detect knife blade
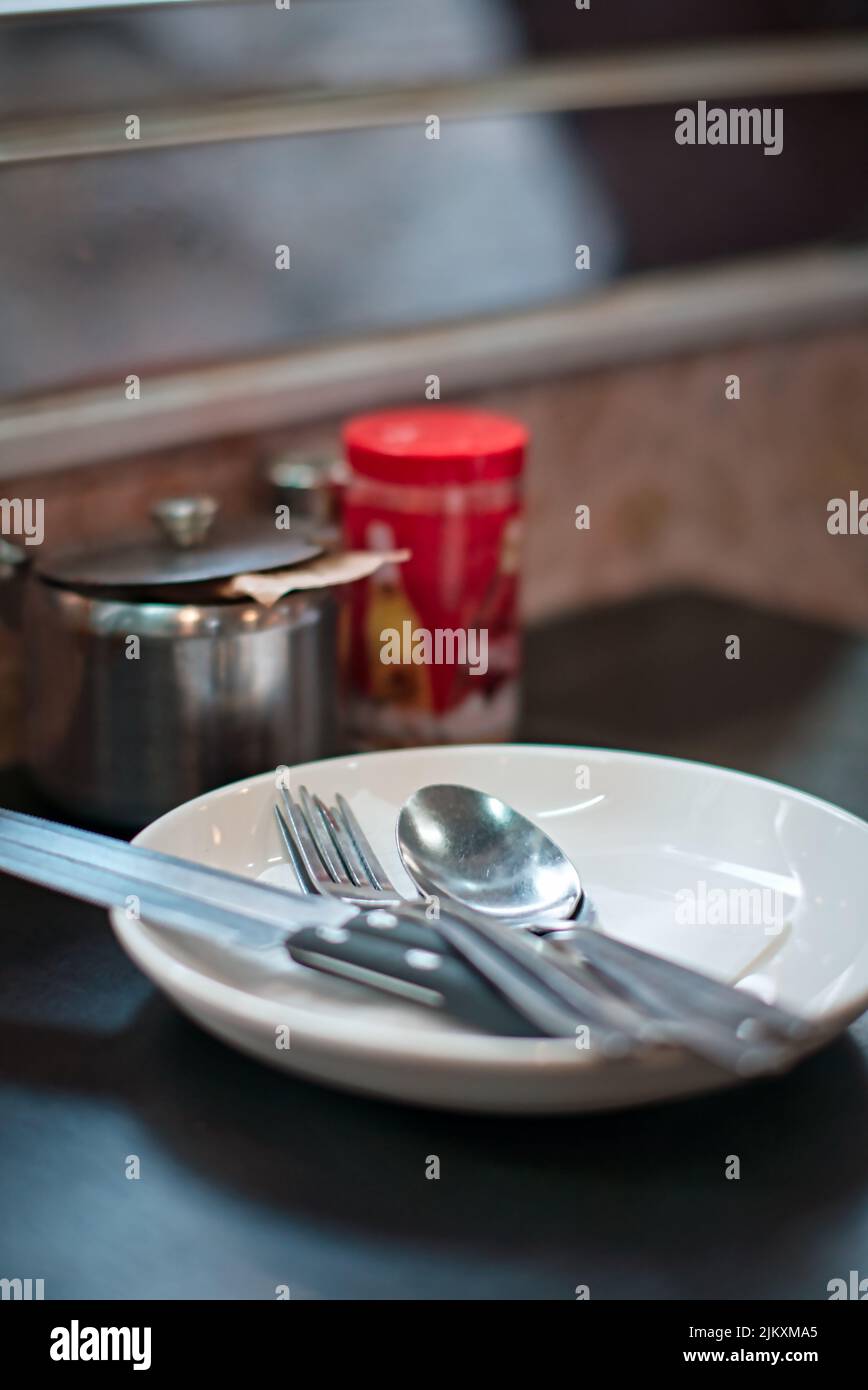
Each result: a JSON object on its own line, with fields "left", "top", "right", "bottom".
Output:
{"left": 0, "top": 807, "right": 350, "bottom": 940}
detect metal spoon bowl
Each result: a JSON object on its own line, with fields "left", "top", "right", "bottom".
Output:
{"left": 395, "top": 782, "right": 811, "bottom": 1068}
{"left": 397, "top": 784, "right": 582, "bottom": 925}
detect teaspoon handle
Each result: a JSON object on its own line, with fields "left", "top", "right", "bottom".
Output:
{"left": 539, "top": 923, "right": 811, "bottom": 1044}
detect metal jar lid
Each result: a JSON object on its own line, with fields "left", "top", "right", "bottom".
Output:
{"left": 267, "top": 452, "right": 346, "bottom": 517}
{"left": 36, "top": 496, "right": 322, "bottom": 589}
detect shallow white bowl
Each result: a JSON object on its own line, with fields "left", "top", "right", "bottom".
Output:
{"left": 109, "top": 745, "right": 868, "bottom": 1114}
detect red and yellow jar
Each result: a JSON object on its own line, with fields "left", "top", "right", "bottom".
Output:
{"left": 341, "top": 406, "right": 526, "bottom": 746}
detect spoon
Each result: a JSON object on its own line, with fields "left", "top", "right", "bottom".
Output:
{"left": 397, "top": 784, "right": 581, "bottom": 928}
{"left": 396, "top": 783, "right": 811, "bottom": 1058}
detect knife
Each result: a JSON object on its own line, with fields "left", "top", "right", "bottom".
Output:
{"left": 0, "top": 808, "right": 608, "bottom": 1040}
{"left": 0, "top": 809, "right": 805, "bottom": 1070}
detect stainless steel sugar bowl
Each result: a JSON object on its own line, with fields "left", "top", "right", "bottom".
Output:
{"left": 0, "top": 497, "right": 338, "bottom": 828}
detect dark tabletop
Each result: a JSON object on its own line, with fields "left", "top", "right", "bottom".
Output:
{"left": 1, "top": 592, "right": 866, "bottom": 1300}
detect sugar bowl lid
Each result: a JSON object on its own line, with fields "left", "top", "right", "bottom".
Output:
{"left": 37, "top": 497, "right": 322, "bottom": 589}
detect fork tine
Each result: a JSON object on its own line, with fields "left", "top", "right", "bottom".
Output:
{"left": 334, "top": 792, "right": 395, "bottom": 892}
{"left": 298, "top": 786, "right": 353, "bottom": 887}
{"left": 273, "top": 805, "right": 319, "bottom": 895}
{"left": 314, "top": 796, "right": 369, "bottom": 888}
{"left": 319, "top": 798, "right": 372, "bottom": 888}
{"left": 278, "top": 787, "right": 334, "bottom": 890}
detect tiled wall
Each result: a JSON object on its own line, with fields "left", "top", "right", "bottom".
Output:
{"left": 1, "top": 320, "right": 866, "bottom": 766}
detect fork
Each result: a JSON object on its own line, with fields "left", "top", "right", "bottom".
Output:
{"left": 274, "top": 787, "right": 799, "bottom": 1074}
{"left": 277, "top": 786, "right": 403, "bottom": 907}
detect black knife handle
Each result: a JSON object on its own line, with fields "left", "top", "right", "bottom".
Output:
{"left": 288, "top": 924, "right": 542, "bottom": 1036}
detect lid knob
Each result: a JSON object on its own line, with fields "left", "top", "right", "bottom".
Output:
{"left": 151, "top": 496, "right": 219, "bottom": 549}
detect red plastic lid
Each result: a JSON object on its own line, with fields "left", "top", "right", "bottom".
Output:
{"left": 343, "top": 407, "right": 527, "bottom": 485}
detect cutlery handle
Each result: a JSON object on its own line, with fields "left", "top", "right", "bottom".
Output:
{"left": 419, "top": 902, "right": 799, "bottom": 1073}
{"left": 392, "top": 902, "right": 641, "bottom": 1052}
{"left": 539, "top": 936, "right": 793, "bottom": 1075}
{"left": 288, "top": 925, "right": 542, "bottom": 1037}
{"left": 548, "top": 925, "right": 811, "bottom": 1043}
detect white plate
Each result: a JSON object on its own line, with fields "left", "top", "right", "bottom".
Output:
{"left": 109, "top": 746, "right": 868, "bottom": 1114}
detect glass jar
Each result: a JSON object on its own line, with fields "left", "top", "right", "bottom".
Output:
{"left": 341, "top": 407, "right": 526, "bottom": 747}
